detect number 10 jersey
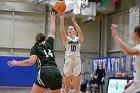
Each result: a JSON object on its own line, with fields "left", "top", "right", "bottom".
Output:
{"left": 64, "top": 36, "right": 81, "bottom": 58}
{"left": 63, "top": 36, "right": 82, "bottom": 76}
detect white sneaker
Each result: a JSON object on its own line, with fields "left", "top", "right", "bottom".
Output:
{"left": 71, "top": 89, "right": 74, "bottom": 93}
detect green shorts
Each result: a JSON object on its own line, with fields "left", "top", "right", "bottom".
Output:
{"left": 35, "top": 66, "right": 62, "bottom": 90}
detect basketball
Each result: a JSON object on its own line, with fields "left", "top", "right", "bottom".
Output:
{"left": 54, "top": 1, "right": 66, "bottom": 13}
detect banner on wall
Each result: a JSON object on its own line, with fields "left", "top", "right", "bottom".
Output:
{"left": 92, "top": 56, "right": 126, "bottom": 72}
{"left": 0, "top": 56, "right": 37, "bottom": 86}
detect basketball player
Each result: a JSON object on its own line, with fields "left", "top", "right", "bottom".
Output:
{"left": 59, "top": 12, "right": 83, "bottom": 93}
{"left": 7, "top": 12, "right": 62, "bottom": 93}
{"left": 110, "top": 24, "right": 140, "bottom": 93}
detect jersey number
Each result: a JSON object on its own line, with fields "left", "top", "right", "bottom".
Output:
{"left": 71, "top": 45, "right": 76, "bottom": 52}
{"left": 44, "top": 49, "right": 53, "bottom": 57}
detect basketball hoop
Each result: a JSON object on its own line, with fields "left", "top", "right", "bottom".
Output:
{"left": 64, "top": 0, "right": 81, "bottom": 14}
{"left": 81, "top": 0, "right": 88, "bottom": 7}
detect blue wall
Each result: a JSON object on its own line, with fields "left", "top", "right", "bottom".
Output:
{"left": 0, "top": 56, "right": 37, "bottom": 87}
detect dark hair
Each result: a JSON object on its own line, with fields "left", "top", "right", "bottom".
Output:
{"left": 35, "top": 33, "right": 45, "bottom": 45}
{"left": 134, "top": 25, "right": 140, "bottom": 37}
{"left": 97, "top": 63, "right": 103, "bottom": 69}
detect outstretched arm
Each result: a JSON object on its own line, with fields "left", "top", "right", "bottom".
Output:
{"left": 48, "top": 12, "right": 56, "bottom": 39}
{"left": 59, "top": 13, "right": 67, "bottom": 43}
{"left": 110, "top": 24, "right": 139, "bottom": 56}
{"left": 7, "top": 55, "right": 37, "bottom": 66}
{"left": 124, "top": 80, "right": 134, "bottom": 90}
{"left": 71, "top": 12, "right": 83, "bottom": 44}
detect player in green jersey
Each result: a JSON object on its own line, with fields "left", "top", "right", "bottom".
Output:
{"left": 8, "top": 12, "right": 62, "bottom": 93}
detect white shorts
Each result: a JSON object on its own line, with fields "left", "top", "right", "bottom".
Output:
{"left": 63, "top": 57, "right": 82, "bottom": 76}
{"left": 123, "top": 82, "right": 140, "bottom": 93}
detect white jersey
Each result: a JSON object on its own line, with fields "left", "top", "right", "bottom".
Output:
{"left": 64, "top": 36, "right": 81, "bottom": 59}
{"left": 132, "top": 44, "right": 140, "bottom": 82}
{"left": 63, "top": 36, "right": 82, "bottom": 76}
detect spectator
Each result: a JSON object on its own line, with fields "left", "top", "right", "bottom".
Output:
{"left": 80, "top": 74, "right": 89, "bottom": 93}
{"left": 89, "top": 74, "right": 98, "bottom": 93}
{"left": 95, "top": 63, "right": 106, "bottom": 93}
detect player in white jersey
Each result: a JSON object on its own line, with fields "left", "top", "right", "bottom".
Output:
{"left": 59, "top": 12, "right": 83, "bottom": 93}
{"left": 110, "top": 24, "right": 140, "bottom": 93}
{"left": 64, "top": 36, "right": 81, "bottom": 76}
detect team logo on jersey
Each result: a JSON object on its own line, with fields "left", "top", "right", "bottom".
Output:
{"left": 68, "top": 41, "right": 79, "bottom": 44}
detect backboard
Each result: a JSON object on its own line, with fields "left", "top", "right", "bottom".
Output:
{"left": 31, "top": 0, "right": 96, "bottom": 17}
{"left": 81, "top": 2, "right": 96, "bottom": 16}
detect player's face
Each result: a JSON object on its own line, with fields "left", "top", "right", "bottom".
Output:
{"left": 67, "top": 26, "right": 75, "bottom": 37}
{"left": 133, "top": 33, "right": 136, "bottom": 42}
{"left": 133, "top": 32, "right": 139, "bottom": 44}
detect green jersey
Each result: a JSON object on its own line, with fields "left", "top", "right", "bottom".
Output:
{"left": 30, "top": 37, "right": 57, "bottom": 69}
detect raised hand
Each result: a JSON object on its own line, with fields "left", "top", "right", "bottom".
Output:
{"left": 71, "top": 12, "right": 75, "bottom": 22}
{"left": 49, "top": 12, "right": 56, "bottom": 21}
{"left": 7, "top": 60, "right": 18, "bottom": 67}
{"left": 59, "top": 12, "right": 65, "bottom": 20}
{"left": 110, "top": 24, "right": 119, "bottom": 38}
